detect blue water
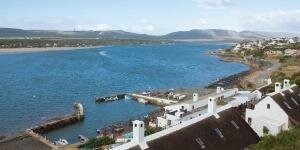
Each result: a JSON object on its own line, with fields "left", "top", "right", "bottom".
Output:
{"left": 0, "top": 42, "right": 248, "bottom": 142}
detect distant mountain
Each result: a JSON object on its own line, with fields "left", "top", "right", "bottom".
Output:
{"left": 163, "top": 29, "right": 242, "bottom": 40}
{"left": 0, "top": 28, "right": 299, "bottom": 40}
{"left": 0, "top": 28, "right": 156, "bottom": 39}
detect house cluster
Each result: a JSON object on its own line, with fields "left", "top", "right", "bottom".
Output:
{"left": 111, "top": 76, "right": 300, "bottom": 149}
{"left": 232, "top": 37, "right": 299, "bottom": 53}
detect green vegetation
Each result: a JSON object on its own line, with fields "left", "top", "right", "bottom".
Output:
{"left": 270, "top": 56, "right": 300, "bottom": 87}
{"left": 250, "top": 126, "right": 300, "bottom": 150}
{"left": 0, "top": 38, "right": 168, "bottom": 48}
{"left": 217, "top": 99, "right": 228, "bottom": 105}
{"left": 263, "top": 126, "right": 269, "bottom": 135}
{"left": 80, "top": 136, "right": 115, "bottom": 149}
{"left": 145, "top": 126, "right": 162, "bottom": 136}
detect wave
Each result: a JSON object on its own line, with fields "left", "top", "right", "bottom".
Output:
{"left": 98, "top": 51, "right": 109, "bottom": 57}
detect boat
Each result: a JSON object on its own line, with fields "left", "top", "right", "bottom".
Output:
{"left": 125, "top": 95, "right": 133, "bottom": 100}
{"left": 55, "top": 138, "right": 69, "bottom": 145}
{"left": 137, "top": 98, "right": 148, "bottom": 104}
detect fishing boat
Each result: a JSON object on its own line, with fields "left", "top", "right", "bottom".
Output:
{"left": 55, "top": 138, "right": 69, "bottom": 145}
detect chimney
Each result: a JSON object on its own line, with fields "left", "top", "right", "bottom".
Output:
{"left": 193, "top": 93, "right": 199, "bottom": 102}
{"left": 283, "top": 79, "right": 290, "bottom": 89}
{"left": 275, "top": 82, "right": 282, "bottom": 93}
{"left": 208, "top": 97, "right": 216, "bottom": 115}
{"left": 132, "top": 120, "right": 144, "bottom": 144}
{"left": 267, "top": 78, "right": 272, "bottom": 85}
{"left": 216, "top": 87, "right": 223, "bottom": 94}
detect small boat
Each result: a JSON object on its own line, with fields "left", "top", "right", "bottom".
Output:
{"left": 55, "top": 138, "right": 69, "bottom": 145}
{"left": 125, "top": 95, "right": 132, "bottom": 100}
{"left": 138, "top": 98, "right": 148, "bottom": 104}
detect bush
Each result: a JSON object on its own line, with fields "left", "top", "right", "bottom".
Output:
{"left": 145, "top": 127, "right": 162, "bottom": 136}
{"left": 81, "top": 136, "right": 115, "bottom": 149}
{"left": 294, "top": 78, "right": 300, "bottom": 87}
{"left": 250, "top": 125, "right": 300, "bottom": 150}
{"left": 263, "top": 126, "right": 269, "bottom": 135}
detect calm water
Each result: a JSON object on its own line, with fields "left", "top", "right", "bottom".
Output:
{"left": 0, "top": 42, "right": 248, "bottom": 142}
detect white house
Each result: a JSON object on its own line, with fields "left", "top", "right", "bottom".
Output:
{"left": 284, "top": 49, "right": 297, "bottom": 56}
{"left": 245, "top": 81, "right": 300, "bottom": 136}
{"left": 232, "top": 43, "right": 241, "bottom": 52}
{"left": 157, "top": 87, "right": 239, "bottom": 128}
{"left": 113, "top": 98, "right": 259, "bottom": 150}
{"left": 252, "top": 78, "right": 272, "bottom": 100}
{"left": 288, "top": 38, "right": 295, "bottom": 44}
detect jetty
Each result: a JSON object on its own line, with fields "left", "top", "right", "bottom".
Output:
{"left": 31, "top": 102, "right": 84, "bottom": 134}
{"left": 131, "top": 93, "right": 178, "bottom": 106}
{"left": 95, "top": 94, "right": 126, "bottom": 103}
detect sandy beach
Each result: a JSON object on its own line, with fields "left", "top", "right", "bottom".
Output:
{"left": 0, "top": 46, "right": 101, "bottom": 54}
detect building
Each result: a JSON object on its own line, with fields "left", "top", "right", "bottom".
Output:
{"left": 288, "top": 39, "right": 295, "bottom": 44}
{"left": 232, "top": 44, "right": 241, "bottom": 52}
{"left": 264, "top": 50, "right": 283, "bottom": 57}
{"left": 113, "top": 98, "right": 259, "bottom": 150}
{"left": 157, "top": 87, "right": 239, "bottom": 128}
{"left": 252, "top": 78, "right": 272, "bottom": 99}
{"left": 284, "top": 49, "right": 300, "bottom": 57}
{"left": 246, "top": 80, "right": 300, "bottom": 136}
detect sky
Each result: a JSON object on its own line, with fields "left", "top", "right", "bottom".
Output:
{"left": 0, "top": 0, "right": 300, "bottom": 35}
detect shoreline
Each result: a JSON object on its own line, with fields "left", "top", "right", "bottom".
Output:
{"left": 0, "top": 46, "right": 102, "bottom": 54}
{"left": 0, "top": 46, "right": 261, "bottom": 144}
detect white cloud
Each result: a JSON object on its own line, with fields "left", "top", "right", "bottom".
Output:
{"left": 242, "top": 9, "right": 300, "bottom": 32}
{"left": 130, "top": 19, "right": 155, "bottom": 33}
{"left": 198, "top": 19, "right": 209, "bottom": 26}
{"left": 193, "top": 0, "right": 232, "bottom": 9}
{"left": 142, "top": 19, "right": 149, "bottom": 24}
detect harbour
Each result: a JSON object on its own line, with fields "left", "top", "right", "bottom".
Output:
{"left": 0, "top": 42, "right": 249, "bottom": 144}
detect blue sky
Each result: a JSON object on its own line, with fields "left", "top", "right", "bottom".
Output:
{"left": 1, "top": 0, "right": 300, "bottom": 35}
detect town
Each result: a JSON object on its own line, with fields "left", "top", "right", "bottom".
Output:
{"left": 1, "top": 36, "right": 299, "bottom": 150}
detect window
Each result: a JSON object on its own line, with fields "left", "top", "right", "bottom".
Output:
{"left": 230, "top": 120, "right": 240, "bottom": 129}
{"left": 248, "top": 117, "right": 252, "bottom": 125}
{"left": 192, "top": 105, "right": 195, "bottom": 110}
{"left": 214, "top": 128, "right": 224, "bottom": 138}
{"left": 195, "top": 137, "right": 205, "bottom": 149}
{"left": 140, "top": 124, "right": 143, "bottom": 127}
{"left": 135, "top": 124, "right": 137, "bottom": 127}
{"left": 291, "top": 97, "right": 299, "bottom": 105}
{"left": 283, "top": 101, "right": 292, "bottom": 109}
{"left": 267, "top": 104, "right": 270, "bottom": 109}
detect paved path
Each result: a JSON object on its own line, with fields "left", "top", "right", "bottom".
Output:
{"left": 247, "top": 59, "right": 281, "bottom": 87}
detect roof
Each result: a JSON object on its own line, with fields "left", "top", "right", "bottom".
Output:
{"left": 271, "top": 86, "right": 300, "bottom": 124}
{"left": 144, "top": 108, "right": 259, "bottom": 150}
{"left": 257, "top": 84, "right": 272, "bottom": 94}
{"left": 0, "top": 133, "right": 52, "bottom": 150}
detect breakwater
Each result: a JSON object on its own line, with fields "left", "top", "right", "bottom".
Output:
{"left": 31, "top": 103, "right": 84, "bottom": 134}
{"left": 31, "top": 114, "right": 84, "bottom": 134}
{"left": 95, "top": 94, "right": 126, "bottom": 103}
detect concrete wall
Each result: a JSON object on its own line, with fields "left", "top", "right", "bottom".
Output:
{"left": 246, "top": 96, "right": 289, "bottom": 136}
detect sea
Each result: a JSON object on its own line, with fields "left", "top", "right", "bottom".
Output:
{"left": 0, "top": 42, "right": 249, "bottom": 142}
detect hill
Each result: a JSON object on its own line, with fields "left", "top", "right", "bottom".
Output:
{"left": 0, "top": 28, "right": 299, "bottom": 41}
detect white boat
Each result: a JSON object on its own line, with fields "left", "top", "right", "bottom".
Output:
{"left": 55, "top": 138, "right": 69, "bottom": 145}
{"left": 138, "top": 98, "right": 148, "bottom": 104}
{"left": 125, "top": 95, "right": 132, "bottom": 100}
